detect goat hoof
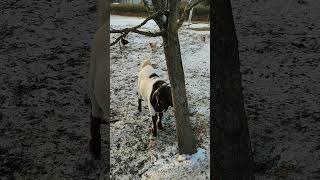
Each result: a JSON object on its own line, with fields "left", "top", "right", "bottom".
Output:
{"left": 157, "top": 123, "right": 164, "bottom": 130}
{"left": 151, "top": 128, "right": 157, "bottom": 137}
{"left": 158, "top": 126, "right": 165, "bottom": 131}
{"left": 89, "top": 139, "right": 101, "bottom": 160}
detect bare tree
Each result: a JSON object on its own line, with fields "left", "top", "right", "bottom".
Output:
{"left": 211, "top": 0, "right": 255, "bottom": 179}
{"left": 111, "top": 0, "right": 204, "bottom": 154}
{"left": 156, "top": 0, "right": 197, "bottom": 154}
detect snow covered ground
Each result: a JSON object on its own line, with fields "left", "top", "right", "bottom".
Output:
{"left": 110, "top": 15, "right": 210, "bottom": 179}
{"left": 1, "top": 0, "right": 319, "bottom": 179}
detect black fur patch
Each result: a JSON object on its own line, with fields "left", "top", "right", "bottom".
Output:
{"left": 150, "top": 80, "right": 172, "bottom": 112}
{"left": 149, "top": 73, "right": 160, "bottom": 79}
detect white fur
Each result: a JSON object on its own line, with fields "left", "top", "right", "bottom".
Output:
{"left": 138, "top": 58, "right": 164, "bottom": 116}
{"left": 88, "top": 0, "right": 109, "bottom": 120}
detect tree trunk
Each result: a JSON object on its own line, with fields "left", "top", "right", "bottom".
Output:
{"left": 188, "top": 7, "right": 194, "bottom": 25}
{"left": 161, "top": 0, "right": 197, "bottom": 154}
{"left": 211, "top": 0, "right": 255, "bottom": 179}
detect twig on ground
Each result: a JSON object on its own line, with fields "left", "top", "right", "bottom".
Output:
{"left": 139, "top": 167, "right": 152, "bottom": 177}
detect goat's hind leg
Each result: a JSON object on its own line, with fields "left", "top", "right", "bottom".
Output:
{"left": 138, "top": 98, "right": 142, "bottom": 112}
{"left": 90, "top": 115, "right": 101, "bottom": 159}
{"left": 157, "top": 112, "right": 164, "bottom": 130}
{"left": 89, "top": 100, "right": 102, "bottom": 159}
{"left": 151, "top": 115, "right": 158, "bottom": 137}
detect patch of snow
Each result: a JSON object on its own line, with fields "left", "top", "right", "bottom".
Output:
{"left": 190, "top": 148, "right": 207, "bottom": 165}
{"left": 176, "top": 148, "right": 207, "bottom": 166}
{"left": 141, "top": 148, "right": 209, "bottom": 180}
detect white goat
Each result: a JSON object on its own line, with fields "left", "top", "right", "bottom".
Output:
{"left": 138, "top": 57, "right": 173, "bottom": 136}
{"left": 88, "top": 0, "right": 108, "bottom": 159}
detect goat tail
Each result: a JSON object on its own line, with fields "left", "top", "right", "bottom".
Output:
{"left": 140, "top": 57, "right": 151, "bottom": 69}
{"left": 97, "top": 0, "right": 107, "bottom": 27}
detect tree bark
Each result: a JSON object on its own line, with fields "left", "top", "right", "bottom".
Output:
{"left": 162, "top": 0, "right": 197, "bottom": 154}
{"left": 188, "top": 7, "right": 194, "bottom": 25}
{"left": 211, "top": 0, "right": 255, "bottom": 179}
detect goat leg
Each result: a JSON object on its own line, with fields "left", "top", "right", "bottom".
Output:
{"left": 151, "top": 115, "right": 157, "bottom": 137}
{"left": 89, "top": 115, "right": 101, "bottom": 159}
{"left": 157, "top": 112, "right": 164, "bottom": 130}
{"left": 138, "top": 98, "right": 142, "bottom": 112}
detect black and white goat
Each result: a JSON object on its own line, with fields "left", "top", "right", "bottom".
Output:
{"left": 88, "top": 0, "right": 108, "bottom": 159}
{"left": 138, "top": 57, "right": 173, "bottom": 136}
